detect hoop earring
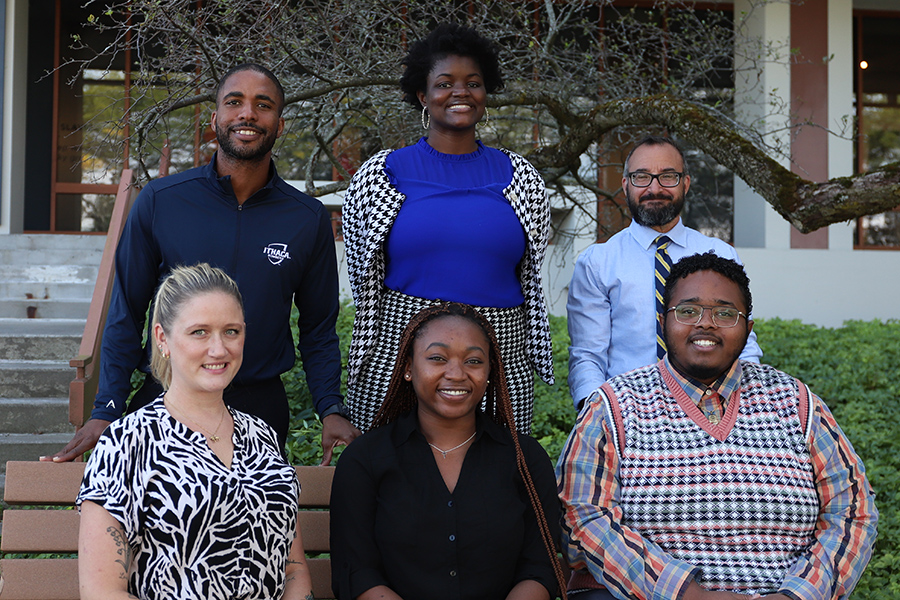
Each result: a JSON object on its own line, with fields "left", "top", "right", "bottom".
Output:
{"left": 483, "top": 107, "right": 490, "bottom": 125}
{"left": 421, "top": 106, "right": 430, "bottom": 130}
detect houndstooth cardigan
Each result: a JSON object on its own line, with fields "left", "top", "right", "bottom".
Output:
{"left": 342, "top": 147, "right": 555, "bottom": 387}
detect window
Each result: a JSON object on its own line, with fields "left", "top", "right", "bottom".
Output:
{"left": 854, "top": 12, "right": 900, "bottom": 249}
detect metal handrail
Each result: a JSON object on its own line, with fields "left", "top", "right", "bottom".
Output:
{"left": 68, "top": 169, "right": 139, "bottom": 429}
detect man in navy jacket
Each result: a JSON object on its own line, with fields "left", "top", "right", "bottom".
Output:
{"left": 45, "top": 64, "right": 358, "bottom": 464}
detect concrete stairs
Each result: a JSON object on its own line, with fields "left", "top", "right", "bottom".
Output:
{"left": 0, "top": 234, "right": 106, "bottom": 495}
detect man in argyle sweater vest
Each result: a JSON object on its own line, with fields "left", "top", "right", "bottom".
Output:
{"left": 557, "top": 253, "right": 878, "bottom": 600}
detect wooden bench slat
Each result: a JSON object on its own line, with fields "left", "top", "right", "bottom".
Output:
{"left": 308, "top": 557, "right": 334, "bottom": 599}
{"left": 0, "top": 515, "right": 332, "bottom": 575}
{"left": 3, "top": 464, "right": 335, "bottom": 506}
{"left": 295, "top": 466, "right": 334, "bottom": 507}
{"left": 298, "top": 511, "right": 330, "bottom": 553}
{"left": 1, "top": 462, "right": 336, "bottom": 598}
{"left": 0, "top": 559, "right": 331, "bottom": 600}
{"left": 0, "top": 559, "right": 79, "bottom": 600}
{"left": 3, "top": 462, "right": 85, "bottom": 505}
{"left": 0, "top": 510, "right": 80, "bottom": 553}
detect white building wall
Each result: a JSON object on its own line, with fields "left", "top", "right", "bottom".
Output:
{"left": 730, "top": 0, "right": 900, "bottom": 328}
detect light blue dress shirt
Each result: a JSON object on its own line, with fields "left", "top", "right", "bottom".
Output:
{"left": 566, "top": 218, "right": 763, "bottom": 406}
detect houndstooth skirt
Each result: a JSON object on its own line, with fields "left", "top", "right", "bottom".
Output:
{"left": 346, "top": 288, "right": 535, "bottom": 434}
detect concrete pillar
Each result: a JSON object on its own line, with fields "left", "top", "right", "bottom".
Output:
{"left": 732, "top": 0, "right": 792, "bottom": 250}
{"left": 733, "top": 0, "right": 855, "bottom": 252}
{"left": 1, "top": 0, "right": 27, "bottom": 234}
{"left": 827, "top": 0, "right": 855, "bottom": 251}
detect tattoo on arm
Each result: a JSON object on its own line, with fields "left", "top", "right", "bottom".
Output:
{"left": 105, "top": 525, "right": 132, "bottom": 580}
{"left": 305, "top": 593, "right": 315, "bottom": 600}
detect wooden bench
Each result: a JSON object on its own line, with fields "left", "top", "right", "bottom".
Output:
{"left": 0, "top": 461, "right": 335, "bottom": 600}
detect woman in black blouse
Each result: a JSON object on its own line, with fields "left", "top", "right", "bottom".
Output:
{"left": 330, "top": 303, "right": 566, "bottom": 600}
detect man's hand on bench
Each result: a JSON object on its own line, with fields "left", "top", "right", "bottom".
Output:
{"left": 321, "top": 414, "right": 360, "bottom": 466}
{"left": 41, "top": 418, "right": 112, "bottom": 462}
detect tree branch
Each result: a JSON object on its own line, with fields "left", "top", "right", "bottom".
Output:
{"left": 528, "top": 94, "right": 900, "bottom": 233}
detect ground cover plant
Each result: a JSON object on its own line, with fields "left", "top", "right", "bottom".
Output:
{"left": 285, "top": 309, "right": 898, "bottom": 598}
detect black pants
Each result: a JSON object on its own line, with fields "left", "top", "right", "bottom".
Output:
{"left": 128, "top": 375, "right": 290, "bottom": 450}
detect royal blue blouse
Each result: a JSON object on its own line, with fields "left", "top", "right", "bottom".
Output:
{"left": 383, "top": 138, "right": 526, "bottom": 307}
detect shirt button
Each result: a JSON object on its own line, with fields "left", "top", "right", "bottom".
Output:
{"left": 449, "top": 534, "right": 456, "bottom": 541}
{"left": 450, "top": 570, "right": 457, "bottom": 577}
{"left": 447, "top": 500, "right": 453, "bottom": 507}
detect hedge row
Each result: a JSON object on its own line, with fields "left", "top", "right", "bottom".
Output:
{"left": 284, "top": 306, "right": 899, "bottom": 598}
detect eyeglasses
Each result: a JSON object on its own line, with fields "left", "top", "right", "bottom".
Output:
{"left": 667, "top": 304, "right": 747, "bottom": 328}
{"left": 627, "top": 171, "right": 683, "bottom": 188}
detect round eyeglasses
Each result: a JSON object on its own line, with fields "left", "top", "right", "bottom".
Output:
{"left": 627, "top": 171, "right": 683, "bottom": 188}
{"left": 667, "top": 304, "right": 747, "bottom": 328}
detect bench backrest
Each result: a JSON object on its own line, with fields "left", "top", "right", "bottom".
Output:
{"left": 0, "top": 461, "right": 334, "bottom": 600}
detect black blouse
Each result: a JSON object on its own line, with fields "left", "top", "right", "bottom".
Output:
{"left": 330, "top": 410, "right": 560, "bottom": 600}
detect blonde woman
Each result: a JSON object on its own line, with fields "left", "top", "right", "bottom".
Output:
{"left": 77, "top": 263, "right": 312, "bottom": 600}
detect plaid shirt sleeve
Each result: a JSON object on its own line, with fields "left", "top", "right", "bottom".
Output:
{"left": 779, "top": 393, "right": 879, "bottom": 600}
{"left": 556, "top": 396, "right": 700, "bottom": 600}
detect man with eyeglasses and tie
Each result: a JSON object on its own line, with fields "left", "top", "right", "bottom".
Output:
{"left": 557, "top": 252, "right": 878, "bottom": 600}
{"left": 566, "top": 135, "right": 762, "bottom": 411}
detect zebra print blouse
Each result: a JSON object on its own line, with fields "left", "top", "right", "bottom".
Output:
{"left": 77, "top": 398, "right": 299, "bottom": 599}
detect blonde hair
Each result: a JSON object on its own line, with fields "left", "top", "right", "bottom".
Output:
{"left": 150, "top": 263, "right": 244, "bottom": 390}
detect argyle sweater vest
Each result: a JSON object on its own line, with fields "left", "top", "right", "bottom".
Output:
{"left": 600, "top": 361, "right": 819, "bottom": 593}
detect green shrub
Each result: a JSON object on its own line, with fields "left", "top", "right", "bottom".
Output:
{"left": 531, "top": 314, "right": 577, "bottom": 460}
{"left": 754, "top": 319, "right": 900, "bottom": 599}
{"left": 283, "top": 310, "right": 898, "bottom": 598}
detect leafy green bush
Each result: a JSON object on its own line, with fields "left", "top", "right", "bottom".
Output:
{"left": 283, "top": 309, "right": 898, "bottom": 598}
{"left": 281, "top": 301, "right": 355, "bottom": 465}
{"left": 753, "top": 319, "right": 900, "bottom": 599}
{"left": 531, "top": 314, "right": 577, "bottom": 459}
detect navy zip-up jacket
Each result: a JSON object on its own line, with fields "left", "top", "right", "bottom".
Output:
{"left": 92, "top": 155, "right": 342, "bottom": 422}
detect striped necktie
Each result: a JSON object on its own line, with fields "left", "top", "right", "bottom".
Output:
{"left": 655, "top": 235, "right": 673, "bottom": 360}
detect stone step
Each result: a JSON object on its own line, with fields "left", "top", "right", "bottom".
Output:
{"left": 0, "top": 319, "right": 85, "bottom": 360}
{"left": 0, "top": 280, "right": 96, "bottom": 300}
{"left": 0, "top": 233, "right": 106, "bottom": 253}
{"left": 0, "top": 297, "right": 91, "bottom": 319}
{"left": 0, "top": 334, "right": 82, "bottom": 361}
{"left": 0, "top": 398, "right": 72, "bottom": 434}
{"left": 0, "top": 433, "right": 76, "bottom": 469}
{"left": 0, "top": 360, "right": 74, "bottom": 398}
{"left": 0, "top": 245, "right": 105, "bottom": 266}
{"left": 0, "top": 264, "right": 100, "bottom": 284}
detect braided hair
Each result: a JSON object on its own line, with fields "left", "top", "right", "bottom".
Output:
{"left": 372, "top": 303, "right": 567, "bottom": 599}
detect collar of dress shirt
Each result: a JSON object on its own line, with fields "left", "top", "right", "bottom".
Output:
{"left": 662, "top": 355, "right": 743, "bottom": 407}
{"left": 627, "top": 217, "right": 688, "bottom": 251}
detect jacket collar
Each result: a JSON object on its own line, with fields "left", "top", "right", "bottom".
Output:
{"left": 203, "top": 151, "right": 279, "bottom": 204}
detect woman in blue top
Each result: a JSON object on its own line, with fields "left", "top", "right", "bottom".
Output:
{"left": 343, "top": 23, "right": 554, "bottom": 434}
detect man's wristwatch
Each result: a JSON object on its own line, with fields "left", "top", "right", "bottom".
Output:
{"left": 320, "top": 401, "right": 351, "bottom": 420}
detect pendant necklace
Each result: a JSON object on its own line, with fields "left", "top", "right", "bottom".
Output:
{"left": 428, "top": 431, "right": 477, "bottom": 459}
{"left": 165, "top": 395, "right": 228, "bottom": 442}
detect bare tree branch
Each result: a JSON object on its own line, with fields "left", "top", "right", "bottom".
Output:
{"left": 67, "top": 0, "right": 900, "bottom": 237}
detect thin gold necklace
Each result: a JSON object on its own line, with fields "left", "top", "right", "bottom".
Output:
{"left": 428, "top": 431, "right": 476, "bottom": 459}
{"left": 165, "top": 395, "right": 228, "bottom": 442}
